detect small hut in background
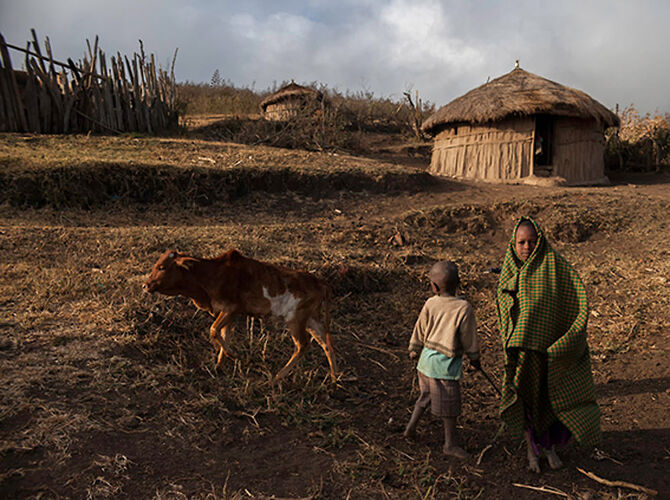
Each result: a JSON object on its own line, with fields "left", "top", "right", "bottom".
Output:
{"left": 421, "top": 64, "right": 619, "bottom": 185}
{"left": 260, "top": 81, "right": 323, "bottom": 121}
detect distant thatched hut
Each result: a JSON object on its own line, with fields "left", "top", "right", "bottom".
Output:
{"left": 421, "top": 66, "right": 619, "bottom": 185}
{"left": 260, "top": 81, "right": 323, "bottom": 121}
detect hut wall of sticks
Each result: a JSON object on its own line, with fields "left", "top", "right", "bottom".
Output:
{"left": 421, "top": 66, "right": 620, "bottom": 186}
{"left": 260, "top": 81, "right": 324, "bottom": 121}
{"left": 0, "top": 30, "right": 179, "bottom": 134}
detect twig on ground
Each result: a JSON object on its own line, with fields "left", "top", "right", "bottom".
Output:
{"left": 351, "top": 431, "right": 372, "bottom": 449}
{"left": 352, "top": 340, "right": 401, "bottom": 360}
{"left": 366, "top": 357, "right": 388, "bottom": 371}
{"left": 512, "top": 483, "right": 569, "bottom": 497}
{"left": 464, "top": 465, "right": 483, "bottom": 477}
{"left": 592, "top": 447, "right": 624, "bottom": 465}
{"left": 203, "top": 365, "right": 216, "bottom": 379}
{"left": 476, "top": 444, "right": 492, "bottom": 465}
{"left": 389, "top": 446, "right": 415, "bottom": 461}
{"left": 576, "top": 467, "right": 658, "bottom": 496}
{"left": 235, "top": 407, "right": 262, "bottom": 428}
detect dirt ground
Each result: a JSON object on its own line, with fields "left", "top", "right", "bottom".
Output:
{"left": 0, "top": 133, "right": 669, "bottom": 499}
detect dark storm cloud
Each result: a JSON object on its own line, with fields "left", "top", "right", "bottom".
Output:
{"left": 1, "top": 0, "right": 668, "bottom": 112}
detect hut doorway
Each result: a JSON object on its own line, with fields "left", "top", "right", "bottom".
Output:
{"left": 533, "top": 114, "right": 554, "bottom": 175}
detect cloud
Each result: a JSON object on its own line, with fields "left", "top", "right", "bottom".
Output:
{"left": 0, "top": 0, "right": 668, "bottom": 112}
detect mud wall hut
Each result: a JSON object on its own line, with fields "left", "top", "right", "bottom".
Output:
{"left": 421, "top": 66, "right": 619, "bottom": 185}
{"left": 260, "top": 81, "right": 323, "bottom": 121}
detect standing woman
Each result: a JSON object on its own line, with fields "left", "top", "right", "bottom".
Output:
{"left": 496, "top": 217, "right": 600, "bottom": 472}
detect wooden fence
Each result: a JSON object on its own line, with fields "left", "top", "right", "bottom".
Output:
{"left": 0, "top": 30, "right": 179, "bottom": 134}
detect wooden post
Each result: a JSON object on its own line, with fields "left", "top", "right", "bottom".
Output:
{"left": 0, "top": 33, "right": 28, "bottom": 131}
{"left": 24, "top": 51, "right": 40, "bottom": 132}
{"left": 1, "top": 30, "right": 178, "bottom": 134}
{"left": 530, "top": 117, "right": 536, "bottom": 177}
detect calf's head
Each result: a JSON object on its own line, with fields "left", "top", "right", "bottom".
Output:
{"left": 144, "top": 250, "right": 196, "bottom": 295}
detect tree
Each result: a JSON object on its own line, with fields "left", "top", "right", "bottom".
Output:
{"left": 210, "top": 69, "right": 221, "bottom": 87}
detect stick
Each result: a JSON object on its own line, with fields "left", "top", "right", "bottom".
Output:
{"left": 367, "top": 357, "right": 388, "bottom": 371}
{"left": 476, "top": 444, "right": 492, "bottom": 465}
{"left": 353, "top": 340, "right": 400, "bottom": 360}
{"left": 389, "top": 446, "right": 415, "bottom": 461}
{"left": 576, "top": 468, "right": 658, "bottom": 496}
{"left": 73, "top": 108, "right": 121, "bottom": 134}
{"left": 477, "top": 367, "right": 502, "bottom": 397}
{"left": 512, "top": 483, "right": 569, "bottom": 497}
{"left": 3, "top": 41, "right": 79, "bottom": 73}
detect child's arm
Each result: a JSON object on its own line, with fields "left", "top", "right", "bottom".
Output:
{"left": 460, "top": 303, "right": 480, "bottom": 367}
{"left": 408, "top": 302, "right": 429, "bottom": 356}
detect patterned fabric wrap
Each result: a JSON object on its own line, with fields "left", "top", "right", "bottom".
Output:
{"left": 496, "top": 217, "right": 601, "bottom": 446}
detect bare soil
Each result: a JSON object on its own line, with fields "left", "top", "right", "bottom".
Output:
{"left": 0, "top": 133, "right": 668, "bottom": 499}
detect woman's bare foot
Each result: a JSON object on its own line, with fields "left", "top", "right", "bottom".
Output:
{"left": 443, "top": 445, "right": 469, "bottom": 459}
{"left": 543, "top": 447, "right": 563, "bottom": 469}
{"left": 525, "top": 431, "right": 541, "bottom": 472}
{"left": 527, "top": 454, "right": 541, "bottom": 473}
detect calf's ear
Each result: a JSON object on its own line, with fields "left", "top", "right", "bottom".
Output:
{"left": 176, "top": 256, "right": 198, "bottom": 270}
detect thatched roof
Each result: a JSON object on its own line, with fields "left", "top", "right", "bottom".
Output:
{"left": 260, "top": 81, "right": 322, "bottom": 111}
{"left": 422, "top": 67, "right": 619, "bottom": 134}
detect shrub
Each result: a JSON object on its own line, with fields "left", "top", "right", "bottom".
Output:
{"left": 177, "top": 75, "right": 435, "bottom": 153}
{"left": 606, "top": 105, "right": 670, "bottom": 171}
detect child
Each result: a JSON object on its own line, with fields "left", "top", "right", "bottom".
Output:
{"left": 404, "top": 261, "right": 481, "bottom": 459}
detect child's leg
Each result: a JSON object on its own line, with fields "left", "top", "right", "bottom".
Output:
{"left": 404, "top": 401, "right": 427, "bottom": 438}
{"left": 442, "top": 417, "right": 468, "bottom": 459}
{"left": 405, "top": 372, "right": 431, "bottom": 438}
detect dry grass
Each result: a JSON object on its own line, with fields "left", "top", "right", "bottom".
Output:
{"left": 1, "top": 134, "right": 669, "bottom": 498}
{"left": 0, "top": 134, "right": 434, "bottom": 209}
{"left": 606, "top": 105, "right": 670, "bottom": 171}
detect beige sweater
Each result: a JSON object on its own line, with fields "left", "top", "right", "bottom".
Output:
{"left": 409, "top": 295, "right": 480, "bottom": 360}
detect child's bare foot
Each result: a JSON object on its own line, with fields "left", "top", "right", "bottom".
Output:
{"left": 443, "top": 445, "right": 469, "bottom": 459}
{"left": 403, "top": 426, "right": 417, "bottom": 440}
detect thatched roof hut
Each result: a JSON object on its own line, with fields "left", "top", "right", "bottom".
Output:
{"left": 422, "top": 66, "right": 619, "bottom": 185}
{"left": 260, "top": 81, "right": 323, "bottom": 121}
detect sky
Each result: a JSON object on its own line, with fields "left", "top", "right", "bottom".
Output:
{"left": 1, "top": 0, "right": 669, "bottom": 114}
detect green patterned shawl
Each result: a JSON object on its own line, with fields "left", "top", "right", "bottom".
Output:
{"left": 496, "top": 217, "right": 600, "bottom": 446}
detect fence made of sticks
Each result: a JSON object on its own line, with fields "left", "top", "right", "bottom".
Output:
{"left": 0, "top": 30, "right": 179, "bottom": 134}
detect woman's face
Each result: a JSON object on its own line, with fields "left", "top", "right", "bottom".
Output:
{"left": 515, "top": 223, "right": 538, "bottom": 261}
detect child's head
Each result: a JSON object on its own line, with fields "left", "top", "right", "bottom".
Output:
{"left": 515, "top": 220, "right": 538, "bottom": 261}
{"left": 428, "top": 261, "right": 459, "bottom": 295}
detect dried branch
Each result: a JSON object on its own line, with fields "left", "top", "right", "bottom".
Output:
{"left": 577, "top": 467, "right": 658, "bottom": 496}
{"left": 512, "top": 483, "right": 569, "bottom": 497}
{"left": 476, "top": 444, "right": 492, "bottom": 465}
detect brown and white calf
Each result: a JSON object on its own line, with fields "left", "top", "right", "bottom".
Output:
{"left": 144, "top": 249, "right": 337, "bottom": 382}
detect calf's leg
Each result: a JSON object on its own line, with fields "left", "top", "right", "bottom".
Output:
{"left": 274, "top": 319, "right": 311, "bottom": 382}
{"left": 209, "top": 312, "right": 234, "bottom": 368}
{"left": 307, "top": 317, "right": 338, "bottom": 380}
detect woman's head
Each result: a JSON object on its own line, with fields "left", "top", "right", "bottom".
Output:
{"left": 515, "top": 220, "right": 538, "bottom": 261}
